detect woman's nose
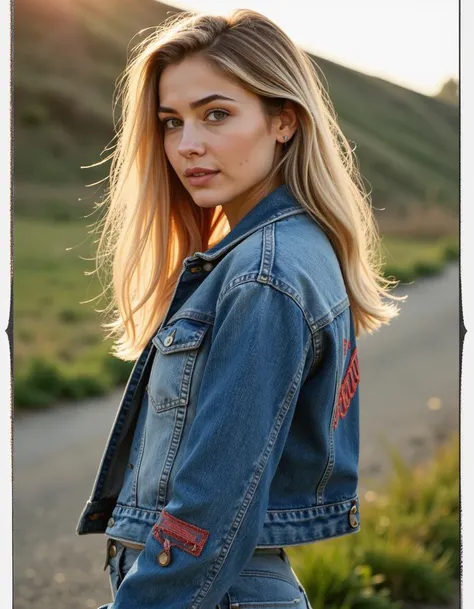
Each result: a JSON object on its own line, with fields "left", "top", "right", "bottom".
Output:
{"left": 177, "top": 126, "right": 206, "bottom": 157}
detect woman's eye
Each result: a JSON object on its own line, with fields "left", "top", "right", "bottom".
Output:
{"left": 163, "top": 118, "right": 182, "bottom": 130}
{"left": 207, "top": 109, "right": 229, "bottom": 122}
{"left": 162, "top": 110, "right": 229, "bottom": 131}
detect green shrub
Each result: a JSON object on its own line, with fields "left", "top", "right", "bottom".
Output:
{"left": 103, "top": 355, "right": 133, "bottom": 385}
{"left": 14, "top": 380, "right": 51, "bottom": 409}
{"left": 361, "top": 540, "right": 454, "bottom": 603}
{"left": 289, "top": 433, "right": 459, "bottom": 608}
{"left": 413, "top": 260, "right": 443, "bottom": 276}
{"left": 13, "top": 351, "right": 132, "bottom": 409}
{"left": 289, "top": 542, "right": 401, "bottom": 609}
{"left": 57, "top": 367, "right": 109, "bottom": 400}
{"left": 382, "top": 265, "right": 413, "bottom": 284}
{"left": 58, "top": 308, "right": 82, "bottom": 323}
{"left": 21, "top": 357, "right": 64, "bottom": 404}
{"left": 444, "top": 242, "right": 459, "bottom": 261}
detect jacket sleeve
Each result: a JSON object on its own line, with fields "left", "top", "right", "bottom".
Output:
{"left": 103, "top": 280, "right": 314, "bottom": 609}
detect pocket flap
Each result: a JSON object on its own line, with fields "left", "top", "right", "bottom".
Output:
{"left": 152, "top": 318, "right": 211, "bottom": 354}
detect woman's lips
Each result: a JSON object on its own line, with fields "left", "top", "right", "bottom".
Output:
{"left": 187, "top": 171, "right": 219, "bottom": 186}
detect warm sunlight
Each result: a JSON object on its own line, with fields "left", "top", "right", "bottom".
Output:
{"left": 166, "top": 0, "right": 459, "bottom": 96}
{"left": 11, "top": 2, "right": 464, "bottom": 609}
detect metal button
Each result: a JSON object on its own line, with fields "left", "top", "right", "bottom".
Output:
{"left": 107, "top": 517, "right": 115, "bottom": 527}
{"left": 109, "top": 543, "right": 117, "bottom": 558}
{"left": 164, "top": 335, "right": 174, "bottom": 346}
{"left": 349, "top": 505, "right": 359, "bottom": 528}
{"left": 203, "top": 262, "right": 213, "bottom": 272}
{"left": 158, "top": 550, "right": 171, "bottom": 566}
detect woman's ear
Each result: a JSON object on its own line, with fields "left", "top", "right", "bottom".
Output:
{"left": 277, "top": 100, "right": 298, "bottom": 143}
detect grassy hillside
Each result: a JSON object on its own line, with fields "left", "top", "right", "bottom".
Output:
{"left": 15, "top": 0, "right": 459, "bottom": 230}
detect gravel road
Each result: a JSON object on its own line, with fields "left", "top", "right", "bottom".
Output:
{"left": 13, "top": 263, "right": 460, "bottom": 609}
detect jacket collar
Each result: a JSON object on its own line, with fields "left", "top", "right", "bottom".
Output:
{"left": 186, "top": 184, "right": 306, "bottom": 264}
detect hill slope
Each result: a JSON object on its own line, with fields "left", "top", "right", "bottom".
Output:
{"left": 14, "top": 0, "right": 459, "bottom": 222}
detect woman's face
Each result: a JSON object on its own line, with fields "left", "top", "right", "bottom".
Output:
{"left": 158, "top": 54, "right": 294, "bottom": 227}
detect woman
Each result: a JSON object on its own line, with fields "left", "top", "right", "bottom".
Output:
{"left": 76, "top": 9, "right": 404, "bottom": 609}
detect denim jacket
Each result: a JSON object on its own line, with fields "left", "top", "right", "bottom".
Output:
{"left": 76, "top": 184, "right": 361, "bottom": 609}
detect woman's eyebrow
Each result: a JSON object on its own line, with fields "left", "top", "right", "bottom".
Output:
{"left": 158, "top": 94, "right": 236, "bottom": 114}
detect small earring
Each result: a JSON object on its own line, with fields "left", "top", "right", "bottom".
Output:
{"left": 283, "top": 136, "right": 289, "bottom": 142}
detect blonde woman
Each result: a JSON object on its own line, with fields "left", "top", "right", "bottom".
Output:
{"left": 76, "top": 9, "right": 403, "bottom": 609}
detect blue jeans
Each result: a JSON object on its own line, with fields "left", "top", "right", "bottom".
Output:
{"left": 105, "top": 539, "right": 313, "bottom": 608}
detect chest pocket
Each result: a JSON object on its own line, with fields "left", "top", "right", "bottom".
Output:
{"left": 147, "top": 317, "right": 211, "bottom": 413}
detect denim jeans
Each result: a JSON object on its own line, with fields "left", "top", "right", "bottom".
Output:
{"left": 105, "top": 539, "right": 313, "bottom": 608}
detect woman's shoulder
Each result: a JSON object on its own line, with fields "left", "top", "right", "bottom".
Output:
{"left": 272, "top": 212, "right": 350, "bottom": 326}
{"left": 215, "top": 211, "right": 349, "bottom": 326}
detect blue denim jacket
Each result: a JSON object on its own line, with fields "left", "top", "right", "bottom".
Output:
{"left": 76, "top": 184, "right": 361, "bottom": 609}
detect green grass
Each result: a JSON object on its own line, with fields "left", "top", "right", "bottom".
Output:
{"left": 14, "top": 217, "right": 459, "bottom": 409}
{"left": 14, "top": 217, "right": 132, "bottom": 408}
{"left": 381, "top": 235, "right": 459, "bottom": 284}
{"left": 288, "top": 432, "right": 460, "bottom": 609}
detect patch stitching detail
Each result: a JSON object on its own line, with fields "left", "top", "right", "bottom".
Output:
{"left": 152, "top": 510, "right": 209, "bottom": 557}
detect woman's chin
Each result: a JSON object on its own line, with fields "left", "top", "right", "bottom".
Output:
{"left": 190, "top": 188, "right": 227, "bottom": 209}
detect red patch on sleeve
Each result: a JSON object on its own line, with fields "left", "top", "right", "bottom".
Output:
{"left": 152, "top": 510, "right": 209, "bottom": 557}
{"left": 333, "top": 347, "right": 360, "bottom": 431}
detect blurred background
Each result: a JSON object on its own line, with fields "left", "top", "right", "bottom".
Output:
{"left": 14, "top": 0, "right": 460, "bottom": 608}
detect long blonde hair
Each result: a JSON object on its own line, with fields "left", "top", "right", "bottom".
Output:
{"left": 89, "top": 8, "right": 404, "bottom": 361}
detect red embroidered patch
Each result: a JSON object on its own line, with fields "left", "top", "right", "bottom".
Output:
{"left": 152, "top": 510, "right": 209, "bottom": 557}
{"left": 333, "top": 347, "right": 360, "bottom": 431}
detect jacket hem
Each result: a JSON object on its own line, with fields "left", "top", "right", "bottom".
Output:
{"left": 76, "top": 496, "right": 360, "bottom": 544}
{"left": 256, "top": 495, "right": 360, "bottom": 546}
